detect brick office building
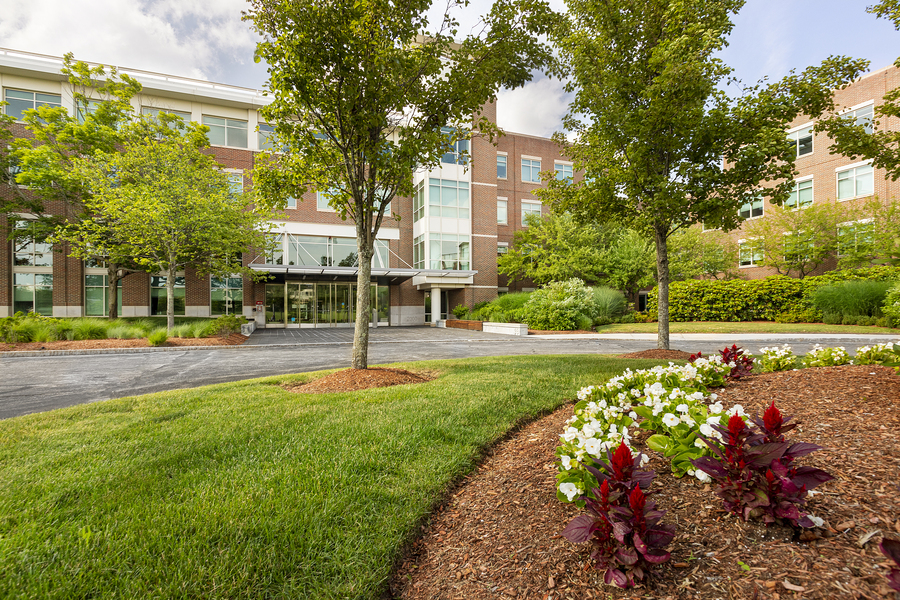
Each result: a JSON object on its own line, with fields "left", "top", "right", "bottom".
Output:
{"left": 724, "top": 63, "right": 900, "bottom": 279}
{"left": 1, "top": 48, "right": 571, "bottom": 327}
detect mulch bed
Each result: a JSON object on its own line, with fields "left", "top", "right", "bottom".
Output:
{"left": 619, "top": 349, "right": 695, "bottom": 360}
{"left": 0, "top": 333, "right": 248, "bottom": 352}
{"left": 284, "top": 367, "right": 436, "bottom": 394}
{"left": 391, "top": 365, "right": 900, "bottom": 600}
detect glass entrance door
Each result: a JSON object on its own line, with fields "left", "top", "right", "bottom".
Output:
{"left": 287, "top": 283, "right": 315, "bottom": 326}
{"left": 265, "top": 284, "right": 286, "bottom": 326}
{"left": 316, "top": 283, "right": 353, "bottom": 327}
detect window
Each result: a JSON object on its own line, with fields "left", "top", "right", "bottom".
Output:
{"left": 286, "top": 196, "right": 297, "bottom": 209}
{"left": 142, "top": 106, "right": 191, "bottom": 123}
{"left": 497, "top": 198, "right": 508, "bottom": 225}
{"left": 837, "top": 163, "right": 874, "bottom": 200}
{"left": 211, "top": 276, "right": 244, "bottom": 315}
{"left": 227, "top": 172, "right": 243, "bottom": 195}
{"left": 739, "top": 239, "right": 763, "bottom": 267}
{"left": 76, "top": 99, "right": 102, "bottom": 124}
{"left": 413, "top": 234, "right": 425, "bottom": 269}
{"left": 497, "top": 244, "right": 508, "bottom": 255}
{"left": 787, "top": 125, "right": 813, "bottom": 157}
{"left": 14, "top": 273, "right": 53, "bottom": 316}
{"left": 522, "top": 158, "right": 541, "bottom": 183}
{"left": 786, "top": 178, "right": 813, "bottom": 210}
{"left": 441, "top": 127, "right": 469, "bottom": 165}
{"left": 497, "top": 154, "right": 507, "bottom": 179}
{"left": 267, "top": 234, "right": 284, "bottom": 265}
{"left": 13, "top": 221, "right": 53, "bottom": 267}
{"left": 150, "top": 276, "right": 185, "bottom": 316}
{"left": 84, "top": 274, "right": 123, "bottom": 317}
{"left": 555, "top": 162, "right": 573, "bottom": 181}
{"left": 258, "top": 123, "right": 278, "bottom": 150}
{"left": 429, "top": 233, "right": 470, "bottom": 270}
{"left": 428, "top": 178, "right": 470, "bottom": 219}
{"left": 783, "top": 231, "right": 814, "bottom": 263}
{"left": 413, "top": 181, "right": 425, "bottom": 222}
{"left": 845, "top": 103, "right": 874, "bottom": 134}
{"left": 521, "top": 200, "right": 542, "bottom": 225}
{"left": 285, "top": 235, "right": 389, "bottom": 268}
{"left": 202, "top": 116, "right": 248, "bottom": 148}
{"left": 838, "top": 220, "right": 874, "bottom": 256}
{"left": 739, "top": 196, "right": 764, "bottom": 219}
{"left": 4, "top": 89, "right": 62, "bottom": 121}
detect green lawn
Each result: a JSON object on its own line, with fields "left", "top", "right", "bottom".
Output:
{"left": 0, "top": 355, "right": 670, "bottom": 600}
{"left": 595, "top": 321, "right": 900, "bottom": 335}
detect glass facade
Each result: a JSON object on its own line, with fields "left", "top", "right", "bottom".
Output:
{"left": 211, "top": 276, "right": 244, "bottom": 315}
{"left": 429, "top": 233, "right": 470, "bottom": 270}
{"left": 85, "top": 274, "right": 123, "bottom": 317}
{"left": 284, "top": 235, "right": 389, "bottom": 268}
{"left": 150, "top": 276, "right": 186, "bottom": 316}
{"left": 202, "top": 116, "right": 248, "bottom": 148}
{"left": 13, "top": 273, "right": 53, "bottom": 315}
{"left": 265, "top": 282, "right": 389, "bottom": 326}
{"left": 4, "top": 89, "right": 62, "bottom": 121}
{"left": 440, "top": 127, "right": 469, "bottom": 165}
{"left": 428, "top": 178, "right": 469, "bottom": 219}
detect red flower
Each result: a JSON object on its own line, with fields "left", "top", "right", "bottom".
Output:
{"left": 611, "top": 442, "right": 633, "bottom": 481}
{"left": 763, "top": 402, "right": 783, "bottom": 433}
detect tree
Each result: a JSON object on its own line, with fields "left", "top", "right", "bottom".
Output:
{"left": 668, "top": 228, "right": 740, "bottom": 281}
{"left": 836, "top": 196, "right": 900, "bottom": 267}
{"left": 742, "top": 202, "right": 850, "bottom": 278}
{"left": 244, "top": 0, "right": 562, "bottom": 369}
{"left": 4, "top": 54, "right": 142, "bottom": 319}
{"left": 817, "top": 2, "right": 900, "bottom": 180}
{"left": 597, "top": 229, "right": 656, "bottom": 303}
{"left": 54, "top": 118, "right": 276, "bottom": 331}
{"left": 498, "top": 212, "right": 609, "bottom": 285}
{"left": 542, "top": 0, "right": 866, "bottom": 348}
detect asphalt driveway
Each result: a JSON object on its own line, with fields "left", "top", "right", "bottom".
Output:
{"left": 2, "top": 326, "right": 897, "bottom": 419}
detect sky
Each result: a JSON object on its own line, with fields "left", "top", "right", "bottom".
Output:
{"left": 0, "top": 0, "right": 897, "bottom": 138}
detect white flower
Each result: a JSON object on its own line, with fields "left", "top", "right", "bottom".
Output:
{"left": 562, "top": 427, "right": 579, "bottom": 442}
{"left": 662, "top": 413, "right": 681, "bottom": 427}
{"left": 582, "top": 423, "right": 596, "bottom": 438}
{"left": 709, "top": 402, "right": 724, "bottom": 414}
{"left": 694, "top": 438, "right": 708, "bottom": 449}
{"left": 629, "top": 411, "right": 638, "bottom": 420}
{"left": 609, "top": 423, "right": 618, "bottom": 435}
{"left": 699, "top": 423, "right": 714, "bottom": 437}
{"left": 707, "top": 415, "right": 721, "bottom": 426}
{"left": 676, "top": 403, "right": 689, "bottom": 413}
{"left": 559, "top": 482, "right": 582, "bottom": 501}
{"left": 584, "top": 438, "right": 603, "bottom": 456}
{"left": 561, "top": 455, "right": 573, "bottom": 470}
{"left": 808, "top": 514, "right": 825, "bottom": 527}
{"left": 728, "top": 404, "right": 745, "bottom": 417}
{"left": 695, "top": 470, "right": 711, "bottom": 483}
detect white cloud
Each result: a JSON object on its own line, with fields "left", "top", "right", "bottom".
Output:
{"left": 496, "top": 76, "right": 571, "bottom": 138}
{"left": 0, "top": 0, "right": 260, "bottom": 83}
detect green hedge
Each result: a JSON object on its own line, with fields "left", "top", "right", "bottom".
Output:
{"left": 648, "top": 266, "right": 900, "bottom": 322}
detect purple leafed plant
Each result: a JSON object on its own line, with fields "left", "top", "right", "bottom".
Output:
{"left": 561, "top": 443, "right": 675, "bottom": 588}
{"left": 691, "top": 403, "right": 833, "bottom": 528}
{"left": 720, "top": 344, "right": 754, "bottom": 380}
{"left": 881, "top": 538, "right": 900, "bottom": 592}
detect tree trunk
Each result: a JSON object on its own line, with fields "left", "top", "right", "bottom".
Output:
{"left": 352, "top": 240, "right": 374, "bottom": 370}
{"left": 654, "top": 225, "right": 670, "bottom": 350}
{"left": 166, "top": 266, "right": 176, "bottom": 332}
{"left": 107, "top": 264, "right": 119, "bottom": 320}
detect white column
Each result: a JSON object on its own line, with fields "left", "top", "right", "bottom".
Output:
{"left": 431, "top": 288, "right": 441, "bottom": 324}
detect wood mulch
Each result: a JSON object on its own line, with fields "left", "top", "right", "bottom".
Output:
{"left": 391, "top": 365, "right": 900, "bottom": 600}
{"left": 284, "top": 367, "right": 437, "bottom": 394}
{"left": 0, "top": 333, "right": 248, "bottom": 352}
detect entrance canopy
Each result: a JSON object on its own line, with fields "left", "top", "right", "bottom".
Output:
{"left": 249, "top": 263, "right": 477, "bottom": 284}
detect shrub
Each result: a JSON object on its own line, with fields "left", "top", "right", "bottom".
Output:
{"left": 169, "top": 323, "right": 195, "bottom": 338}
{"left": 875, "top": 316, "right": 893, "bottom": 328}
{"left": 451, "top": 304, "right": 468, "bottom": 319}
{"left": 813, "top": 280, "right": 893, "bottom": 318}
{"left": 858, "top": 315, "right": 877, "bottom": 326}
{"left": 575, "top": 314, "right": 594, "bottom": 331}
{"left": 148, "top": 328, "right": 169, "bottom": 346}
{"left": 884, "top": 284, "right": 900, "bottom": 322}
{"left": 470, "top": 292, "right": 531, "bottom": 323}
{"left": 520, "top": 279, "right": 594, "bottom": 331}
{"left": 841, "top": 314, "right": 857, "bottom": 325}
{"left": 854, "top": 342, "right": 900, "bottom": 365}
{"left": 632, "top": 312, "right": 655, "bottom": 323}
{"left": 691, "top": 405, "right": 833, "bottom": 528}
{"left": 593, "top": 315, "right": 613, "bottom": 327}
{"left": 756, "top": 345, "right": 798, "bottom": 372}
{"left": 803, "top": 345, "right": 852, "bottom": 367}
{"left": 560, "top": 443, "right": 674, "bottom": 588}
{"left": 616, "top": 312, "right": 637, "bottom": 324}
{"left": 823, "top": 312, "right": 842, "bottom": 325}
{"left": 591, "top": 286, "right": 627, "bottom": 320}
{"left": 72, "top": 318, "right": 109, "bottom": 341}
{"left": 106, "top": 325, "right": 145, "bottom": 339}
{"left": 199, "top": 315, "right": 246, "bottom": 338}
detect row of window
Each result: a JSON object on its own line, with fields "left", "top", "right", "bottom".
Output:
{"left": 738, "top": 220, "right": 874, "bottom": 267}
{"left": 11, "top": 273, "right": 244, "bottom": 317}
{"left": 496, "top": 155, "right": 573, "bottom": 183}
{"left": 265, "top": 235, "right": 390, "bottom": 269}
{"left": 412, "top": 233, "right": 471, "bottom": 270}
{"left": 497, "top": 198, "right": 542, "bottom": 226}
{"left": 786, "top": 103, "right": 874, "bottom": 158}
{"left": 3, "top": 88, "right": 276, "bottom": 150}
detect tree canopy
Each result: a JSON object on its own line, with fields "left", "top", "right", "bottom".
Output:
{"left": 244, "top": 0, "right": 563, "bottom": 368}
{"left": 55, "top": 118, "right": 276, "bottom": 331}
{"left": 541, "top": 0, "right": 866, "bottom": 348}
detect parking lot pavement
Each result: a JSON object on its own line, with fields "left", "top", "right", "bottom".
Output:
{"left": 2, "top": 327, "right": 898, "bottom": 420}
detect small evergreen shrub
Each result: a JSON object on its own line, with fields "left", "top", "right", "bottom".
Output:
{"left": 199, "top": 315, "right": 246, "bottom": 337}
{"left": 823, "top": 312, "right": 842, "bottom": 325}
{"left": 451, "top": 304, "right": 469, "bottom": 319}
{"left": 72, "top": 319, "right": 109, "bottom": 340}
{"left": 593, "top": 315, "right": 613, "bottom": 326}
{"left": 616, "top": 312, "right": 637, "bottom": 324}
{"left": 841, "top": 314, "right": 857, "bottom": 326}
{"left": 148, "top": 328, "right": 169, "bottom": 346}
{"left": 520, "top": 279, "right": 595, "bottom": 331}
{"left": 575, "top": 314, "right": 594, "bottom": 331}
{"left": 875, "top": 316, "right": 893, "bottom": 328}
